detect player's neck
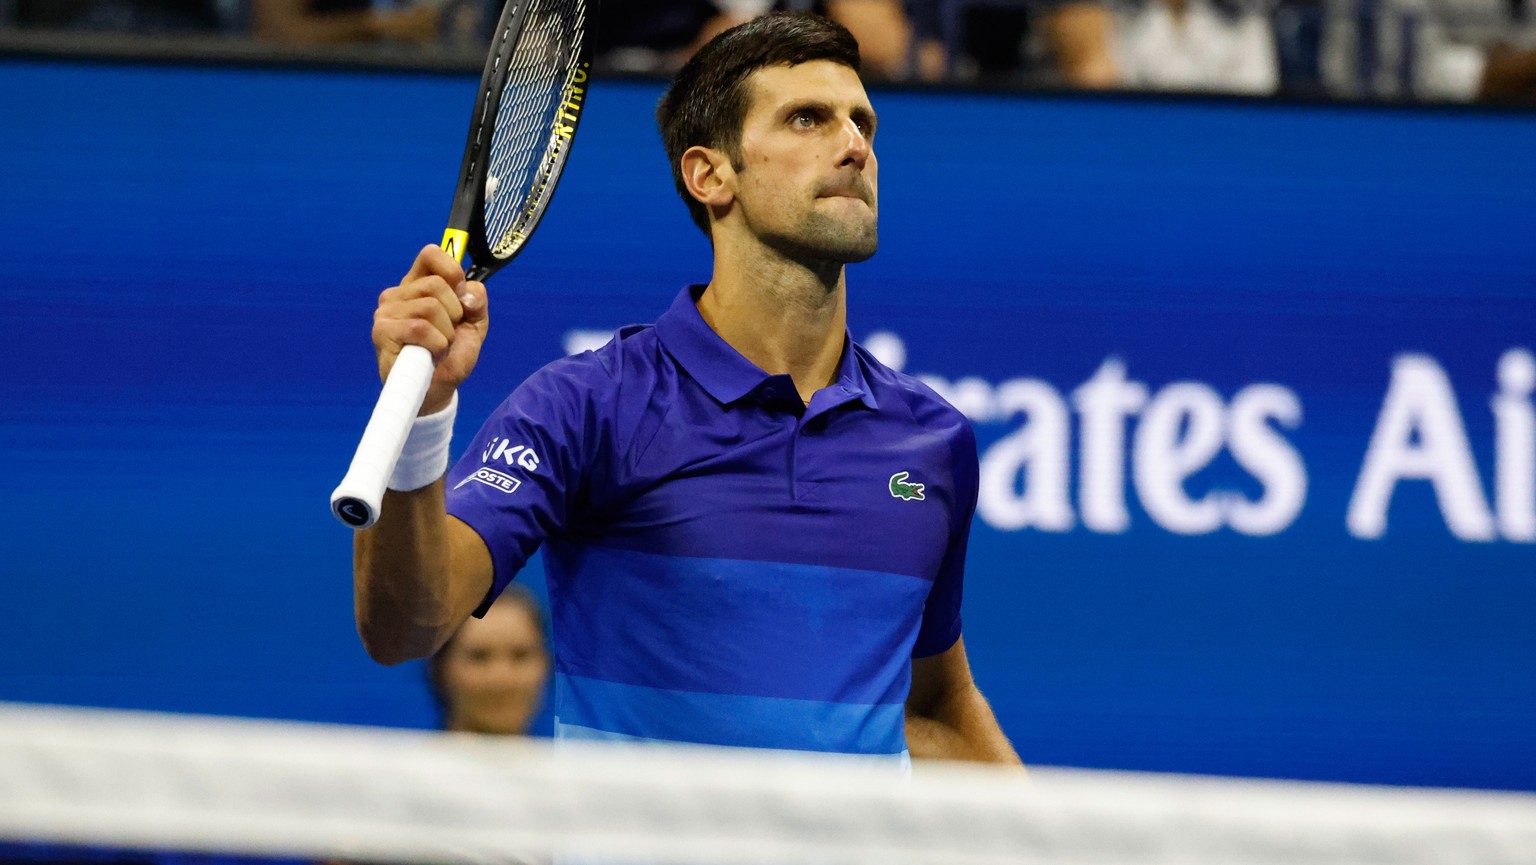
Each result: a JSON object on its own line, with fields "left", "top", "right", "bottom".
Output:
{"left": 701, "top": 255, "right": 847, "bottom": 404}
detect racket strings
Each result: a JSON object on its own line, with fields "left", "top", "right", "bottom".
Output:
{"left": 484, "top": 0, "right": 588, "bottom": 259}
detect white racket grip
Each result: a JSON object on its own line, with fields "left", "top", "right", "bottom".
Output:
{"left": 330, "top": 344, "right": 436, "bottom": 529}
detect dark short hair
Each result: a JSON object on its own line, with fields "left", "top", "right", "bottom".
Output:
{"left": 656, "top": 12, "right": 862, "bottom": 236}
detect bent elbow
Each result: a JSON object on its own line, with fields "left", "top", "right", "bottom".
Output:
{"left": 361, "top": 639, "right": 412, "bottom": 667}
{"left": 357, "top": 622, "right": 433, "bottom": 666}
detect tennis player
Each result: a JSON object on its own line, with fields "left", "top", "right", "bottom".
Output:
{"left": 356, "top": 12, "right": 1021, "bottom": 768}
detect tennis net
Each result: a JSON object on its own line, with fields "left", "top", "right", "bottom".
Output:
{"left": 1, "top": 701, "right": 1533, "bottom": 865}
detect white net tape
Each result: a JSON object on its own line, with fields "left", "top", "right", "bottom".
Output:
{"left": 1, "top": 702, "right": 1534, "bottom": 865}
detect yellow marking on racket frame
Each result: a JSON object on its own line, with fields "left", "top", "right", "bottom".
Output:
{"left": 441, "top": 228, "right": 469, "bottom": 263}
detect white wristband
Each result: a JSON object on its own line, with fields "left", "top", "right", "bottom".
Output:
{"left": 388, "top": 391, "right": 457, "bottom": 492}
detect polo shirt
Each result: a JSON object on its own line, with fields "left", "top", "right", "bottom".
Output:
{"left": 445, "top": 285, "right": 977, "bottom": 760}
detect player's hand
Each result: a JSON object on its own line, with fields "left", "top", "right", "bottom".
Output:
{"left": 373, "top": 244, "right": 489, "bottom": 415}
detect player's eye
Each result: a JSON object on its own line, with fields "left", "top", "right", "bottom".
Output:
{"left": 790, "top": 111, "right": 817, "bottom": 129}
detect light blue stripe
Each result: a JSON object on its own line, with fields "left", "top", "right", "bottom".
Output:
{"left": 554, "top": 721, "right": 661, "bottom": 744}
{"left": 556, "top": 673, "right": 908, "bottom": 756}
{"left": 555, "top": 720, "right": 914, "bottom": 775}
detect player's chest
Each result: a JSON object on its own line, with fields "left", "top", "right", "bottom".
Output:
{"left": 597, "top": 409, "right": 956, "bottom": 580}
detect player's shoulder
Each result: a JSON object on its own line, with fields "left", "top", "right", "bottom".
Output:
{"left": 519, "top": 323, "right": 658, "bottom": 389}
{"left": 495, "top": 323, "right": 663, "bottom": 423}
{"left": 852, "top": 341, "right": 972, "bottom": 438}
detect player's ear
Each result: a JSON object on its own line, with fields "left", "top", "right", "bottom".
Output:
{"left": 681, "top": 145, "right": 735, "bottom": 211}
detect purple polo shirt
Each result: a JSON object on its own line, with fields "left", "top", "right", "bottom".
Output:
{"left": 446, "top": 285, "right": 976, "bottom": 758}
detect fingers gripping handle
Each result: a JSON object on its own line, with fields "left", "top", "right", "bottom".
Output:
{"left": 330, "top": 344, "right": 436, "bottom": 529}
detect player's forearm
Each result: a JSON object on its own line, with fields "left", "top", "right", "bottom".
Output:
{"left": 354, "top": 248, "right": 491, "bottom": 665}
{"left": 353, "top": 481, "right": 473, "bottom": 665}
{"left": 906, "top": 684, "right": 1024, "bottom": 767}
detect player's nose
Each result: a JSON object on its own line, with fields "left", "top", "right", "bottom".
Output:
{"left": 836, "top": 117, "right": 871, "bottom": 169}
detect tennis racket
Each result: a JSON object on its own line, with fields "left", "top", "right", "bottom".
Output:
{"left": 331, "top": 0, "right": 597, "bottom": 529}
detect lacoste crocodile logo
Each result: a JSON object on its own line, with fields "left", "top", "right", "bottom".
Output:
{"left": 889, "top": 471, "right": 926, "bottom": 501}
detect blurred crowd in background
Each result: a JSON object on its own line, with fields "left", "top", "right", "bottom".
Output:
{"left": 2, "top": 0, "right": 1533, "bottom": 103}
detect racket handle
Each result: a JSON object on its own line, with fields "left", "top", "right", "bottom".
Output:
{"left": 330, "top": 344, "right": 436, "bottom": 529}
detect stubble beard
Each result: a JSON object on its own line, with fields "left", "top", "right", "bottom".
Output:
{"left": 763, "top": 199, "right": 879, "bottom": 269}
{"left": 805, "top": 206, "right": 879, "bottom": 263}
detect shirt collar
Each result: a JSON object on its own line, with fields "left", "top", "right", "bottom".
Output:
{"left": 655, "top": 285, "right": 878, "bottom": 411}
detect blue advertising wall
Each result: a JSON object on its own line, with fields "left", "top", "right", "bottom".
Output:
{"left": 1, "top": 58, "right": 1533, "bottom": 790}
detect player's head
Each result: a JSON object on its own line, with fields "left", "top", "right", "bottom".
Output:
{"left": 425, "top": 586, "right": 551, "bottom": 736}
{"left": 657, "top": 12, "right": 877, "bottom": 263}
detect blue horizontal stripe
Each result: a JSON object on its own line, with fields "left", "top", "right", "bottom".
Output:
{"left": 555, "top": 673, "right": 908, "bottom": 756}
{"left": 545, "top": 544, "right": 925, "bottom": 706}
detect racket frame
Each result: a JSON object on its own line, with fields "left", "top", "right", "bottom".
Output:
{"left": 331, "top": 0, "right": 595, "bottom": 529}
{"left": 446, "top": 0, "right": 594, "bottom": 282}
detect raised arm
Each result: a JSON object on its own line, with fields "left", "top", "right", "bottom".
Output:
{"left": 353, "top": 245, "right": 493, "bottom": 665}
{"left": 905, "top": 637, "right": 1024, "bottom": 767}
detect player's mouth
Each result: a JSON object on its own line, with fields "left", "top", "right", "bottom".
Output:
{"left": 816, "top": 176, "right": 873, "bottom": 206}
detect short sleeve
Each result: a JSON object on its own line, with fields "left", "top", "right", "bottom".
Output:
{"left": 911, "top": 417, "right": 978, "bottom": 658}
{"left": 446, "top": 358, "right": 609, "bottom": 616}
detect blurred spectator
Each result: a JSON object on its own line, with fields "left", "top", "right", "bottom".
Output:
{"left": 12, "top": 0, "right": 222, "bottom": 31}
{"left": 918, "top": 1, "right": 1119, "bottom": 87}
{"left": 425, "top": 586, "right": 552, "bottom": 736}
{"left": 1319, "top": 0, "right": 1536, "bottom": 101}
{"left": 1112, "top": 0, "right": 1279, "bottom": 93}
{"left": 590, "top": 0, "right": 721, "bottom": 71}
{"left": 1423, "top": 0, "right": 1536, "bottom": 102}
{"left": 907, "top": 0, "right": 949, "bottom": 78}
{"left": 1480, "top": 38, "right": 1536, "bottom": 101}
{"left": 935, "top": 0, "right": 1273, "bottom": 92}
{"left": 1049, "top": 2, "right": 1121, "bottom": 84}
{"left": 824, "top": 0, "right": 914, "bottom": 77}
{"left": 594, "top": 2, "right": 914, "bottom": 79}
{"left": 250, "top": 0, "right": 442, "bottom": 45}
{"left": 1271, "top": 0, "right": 1329, "bottom": 94}
{"left": 924, "top": 2, "right": 1032, "bottom": 82}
